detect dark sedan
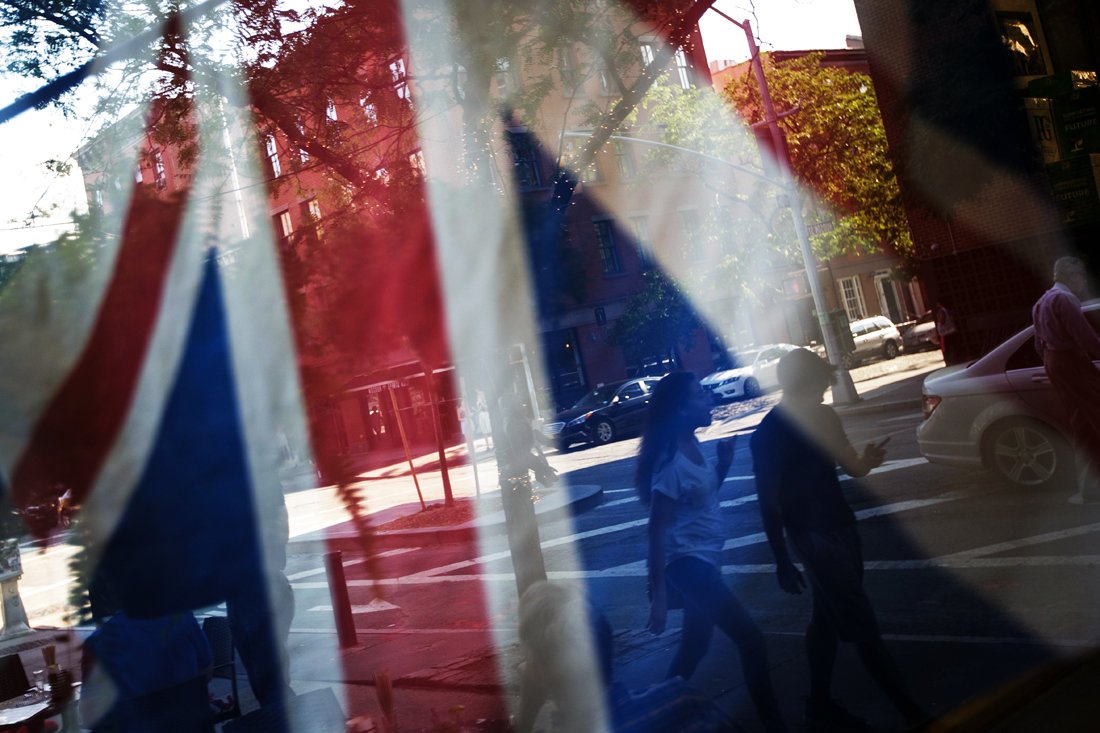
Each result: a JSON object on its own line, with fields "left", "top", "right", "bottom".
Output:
{"left": 540, "top": 378, "right": 660, "bottom": 449}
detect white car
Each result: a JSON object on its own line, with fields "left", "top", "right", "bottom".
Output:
{"left": 845, "top": 315, "right": 903, "bottom": 368}
{"left": 917, "top": 302, "right": 1100, "bottom": 488}
{"left": 700, "top": 344, "right": 800, "bottom": 401}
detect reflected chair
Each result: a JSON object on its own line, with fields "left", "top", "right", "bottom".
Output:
{"left": 200, "top": 616, "right": 240, "bottom": 721}
{"left": 0, "top": 654, "right": 28, "bottom": 702}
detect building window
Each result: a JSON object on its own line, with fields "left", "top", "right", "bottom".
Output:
{"left": 630, "top": 215, "right": 654, "bottom": 269}
{"left": 565, "top": 139, "right": 599, "bottom": 182}
{"left": 640, "top": 41, "right": 656, "bottom": 67}
{"left": 374, "top": 166, "right": 390, "bottom": 184}
{"left": 153, "top": 150, "right": 167, "bottom": 190}
{"left": 301, "top": 198, "right": 321, "bottom": 222}
{"left": 673, "top": 48, "right": 692, "bottom": 90}
{"left": 839, "top": 276, "right": 867, "bottom": 321}
{"left": 409, "top": 149, "right": 427, "bottom": 177}
{"left": 594, "top": 220, "right": 623, "bottom": 276}
{"left": 273, "top": 210, "right": 293, "bottom": 248}
{"left": 495, "top": 57, "right": 515, "bottom": 97}
{"left": 391, "top": 58, "right": 410, "bottom": 100}
{"left": 508, "top": 131, "right": 541, "bottom": 189}
{"left": 614, "top": 141, "right": 635, "bottom": 180}
{"left": 325, "top": 99, "right": 338, "bottom": 121}
{"left": 597, "top": 61, "right": 613, "bottom": 96}
{"left": 265, "top": 134, "right": 281, "bottom": 178}
{"left": 558, "top": 47, "right": 578, "bottom": 91}
{"left": 680, "top": 209, "right": 701, "bottom": 260}
{"left": 300, "top": 199, "right": 323, "bottom": 237}
{"left": 296, "top": 118, "right": 309, "bottom": 164}
{"left": 360, "top": 95, "right": 377, "bottom": 123}
{"left": 134, "top": 166, "right": 143, "bottom": 184}
{"left": 92, "top": 189, "right": 104, "bottom": 208}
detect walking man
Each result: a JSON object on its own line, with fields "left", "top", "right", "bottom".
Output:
{"left": 1032, "top": 256, "right": 1100, "bottom": 502}
{"left": 751, "top": 349, "right": 928, "bottom": 732}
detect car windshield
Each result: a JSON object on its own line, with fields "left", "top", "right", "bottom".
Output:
{"left": 728, "top": 350, "right": 761, "bottom": 368}
{"left": 571, "top": 385, "right": 619, "bottom": 411}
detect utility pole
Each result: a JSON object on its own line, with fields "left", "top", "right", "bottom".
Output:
{"left": 713, "top": 9, "right": 860, "bottom": 404}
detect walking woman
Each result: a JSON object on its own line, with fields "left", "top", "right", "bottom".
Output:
{"left": 638, "top": 372, "right": 787, "bottom": 733}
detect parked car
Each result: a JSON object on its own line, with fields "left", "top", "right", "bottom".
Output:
{"left": 540, "top": 377, "right": 660, "bottom": 449}
{"left": 917, "top": 303, "right": 1100, "bottom": 488}
{"left": 844, "top": 315, "right": 902, "bottom": 368}
{"left": 700, "top": 344, "right": 801, "bottom": 402}
{"left": 902, "top": 311, "right": 940, "bottom": 352}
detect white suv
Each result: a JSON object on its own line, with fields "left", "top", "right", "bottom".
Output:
{"left": 845, "top": 315, "right": 902, "bottom": 368}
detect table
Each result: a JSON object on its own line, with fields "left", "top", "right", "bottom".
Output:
{"left": 0, "top": 690, "right": 51, "bottom": 730}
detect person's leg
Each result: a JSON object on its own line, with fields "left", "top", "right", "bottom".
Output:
{"left": 665, "top": 559, "right": 715, "bottom": 681}
{"left": 675, "top": 559, "right": 786, "bottom": 732}
{"left": 805, "top": 592, "right": 838, "bottom": 706}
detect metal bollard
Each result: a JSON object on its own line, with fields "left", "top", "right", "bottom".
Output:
{"left": 324, "top": 550, "right": 357, "bottom": 649}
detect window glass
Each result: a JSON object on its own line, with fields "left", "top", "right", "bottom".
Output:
{"left": 618, "top": 382, "right": 645, "bottom": 400}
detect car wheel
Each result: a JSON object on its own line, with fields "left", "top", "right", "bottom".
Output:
{"left": 884, "top": 340, "right": 899, "bottom": 359}
{"left": 591, "top": 419, "right": 615, "bottom": 445}
{"left": 743, "top": 378, "right": 761, "bottom": 399}
{"left": 840, "top": 353, "right": 857, "bottom": 370}
{"left": 984, "top": 419, "right": 1070, "bottom": 489}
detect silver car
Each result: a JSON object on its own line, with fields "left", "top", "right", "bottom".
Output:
{"left": 917, "top": 303, "right": 1100, "bottom": 488}
{"left": 845, "top": 315, "right": 902, "bottom": 368}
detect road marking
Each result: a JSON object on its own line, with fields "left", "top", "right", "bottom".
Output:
{"left": 406, "top": 485, "right": 970, "bottom": 581}
{"left": 286, "top": 548, "right": 416, "bottom": 582}
{"left": 283, "top": 625, "right": 1092, "bottom": 648}
{"left": 308, "top": 599, "right": 401, "bottom": 614}
{"left": 289, "top": 554, "right": 1100, "bottom": 589}
{"left": 940, "top": 522, "right": 1100, "bottom": 560}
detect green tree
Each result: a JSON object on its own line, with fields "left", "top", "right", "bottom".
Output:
{"left": 609, "top": 269, "right": 705, "bottom": 366}
{"left": 723, "top": 51, "right": 913, "bottom": 259}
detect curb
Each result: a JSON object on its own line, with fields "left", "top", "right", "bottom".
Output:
{"left": 287, "top": 485, "right": 604, "bottom": 554}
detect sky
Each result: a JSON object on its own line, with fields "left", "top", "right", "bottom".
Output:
{"left": 0, "top": 0, "right": 862, "bottom": 254}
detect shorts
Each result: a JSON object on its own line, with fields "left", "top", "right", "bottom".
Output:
{"left": 788, "top": 525, "right": 879, "bottom": 643}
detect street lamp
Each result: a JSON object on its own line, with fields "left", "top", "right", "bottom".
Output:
{"left": 711, "top": 9, "right": 859, "bottom": 404}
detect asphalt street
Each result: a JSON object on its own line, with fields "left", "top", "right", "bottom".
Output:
{"left": 13, "top": 350, "right": 1100, "bottom": 729}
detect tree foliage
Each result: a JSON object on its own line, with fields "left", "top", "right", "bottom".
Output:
{"left": 723, "top": 51, "right": 913, "bottom": 258}
{"left": 608, "top": 268, "right": 704, "bottom": 363}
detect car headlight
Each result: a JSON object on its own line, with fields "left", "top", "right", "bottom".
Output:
{"left": 566, "top": 411, "right": 594, "bottom": 427}
{"left": 720, "top": 376, "right": 744, "bottom": 387}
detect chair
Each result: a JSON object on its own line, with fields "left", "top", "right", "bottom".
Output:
{"left": 0, "top": 654, "right": 28, "bottom": 702}
{"left": 201, "top": 616, "right": 240, "bottom": 721}
{"left": 222, "top": 688, "right": 345, "bottom": 733}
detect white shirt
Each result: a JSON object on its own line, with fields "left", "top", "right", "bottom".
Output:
{"left": 652, "top": 451, "right": 724, "bottom": 567}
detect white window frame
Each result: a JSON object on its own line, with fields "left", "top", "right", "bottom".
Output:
{"left": 325, "top": 99, "right": 338, "bottom": 121}
{"left": 594, "top": 219, "right": 623, "bottom": 276}
{"left": 838, "top": 275, "right": 868, "bottom": 322}
{"left": 153, "top": 150, "right": 167, "bottom": 189}
{"left": 266, "top": 134, "right": 281, "bottom": 178}
{"left": 630, "top": 214, "right": 654, "bottom": 269}
{"left": 673, "top": 48, "right": 692, "bottom": 89}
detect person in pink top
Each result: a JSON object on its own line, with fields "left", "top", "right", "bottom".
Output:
{"left": 1032, "top": 256, "right": 1100, "bottom": 502}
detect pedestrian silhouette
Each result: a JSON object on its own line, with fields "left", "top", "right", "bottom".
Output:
{"left": 515, "top": 580, "right": 741, "bottom": 733}
{"left": 1032, "top": 256, "right": 1100, "bottom": 503}
{"left": 935, "top": 299, "right": 961, "bottom": 365}
{"left": 750, "top": 348, "right": 928, "bottom": 731}
{"left": 637, "top": 372, "right": 787, "bottom": 733}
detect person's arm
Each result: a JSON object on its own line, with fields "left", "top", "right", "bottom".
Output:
{"left": 714, "top": 436, "right": 736, "bottom": 484}
{"left": 1055, "top": 293, "right": 1100, "bottom": 360}
{"left": 646, "top": 492, "right": 675, "bottom": 634}
{"left": 824, "top": 408, "right": 887, "bottom": 477}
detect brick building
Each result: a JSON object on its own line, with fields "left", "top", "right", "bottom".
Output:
{"left": 853, "top": 0, "right": 1100, "bottom": 361}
